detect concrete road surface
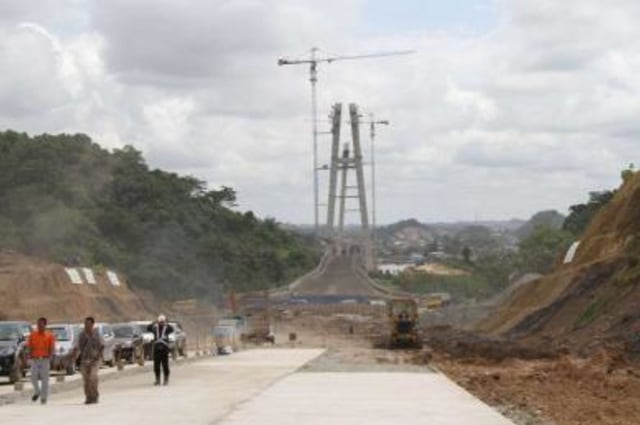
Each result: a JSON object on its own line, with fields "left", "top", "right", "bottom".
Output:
{"left": 2, "top": 348, "right": 514, "bottom": 425}
{"left": 1, "top": 349, "right": 323, "bottom": 425}
{"left": 219, "top": 372, "right": 515, "bottom": 425}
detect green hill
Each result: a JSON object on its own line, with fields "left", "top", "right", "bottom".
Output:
{"left": 0, "top": 130, "right": 318, "bottom": 301}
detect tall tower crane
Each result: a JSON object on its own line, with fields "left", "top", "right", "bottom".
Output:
{"left": 277, "top": 47, "right": 414, "bottom": 236}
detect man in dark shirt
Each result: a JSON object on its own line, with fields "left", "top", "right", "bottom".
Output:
{"left": 147, "top": 315, "right": 174, "bottom": 386}
{"left": 72, "top": 317, "right": 104, "bottom": 404}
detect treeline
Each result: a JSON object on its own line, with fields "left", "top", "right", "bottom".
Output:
{"left": 0, "top": 131, "right": 318, "bottom": 301}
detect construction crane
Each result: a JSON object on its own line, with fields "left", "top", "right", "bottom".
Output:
{"left": 277, "top": 47, "right": 415, "bottom": 236}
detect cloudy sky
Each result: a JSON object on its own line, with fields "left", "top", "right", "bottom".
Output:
{"left": 1, "top": 0, "right": 638, "bottom": 224}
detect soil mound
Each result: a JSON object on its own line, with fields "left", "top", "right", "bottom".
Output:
{"left": 0, "top": 250, "right": 153, "bottom": 322}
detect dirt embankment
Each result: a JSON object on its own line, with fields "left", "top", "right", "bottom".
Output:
{"left": 0, "top": 250, "right": 154, "bottom": 322}
{"left": 420, "top": 174, "right": 640, "bottom": 424}
{"left": 477, "top": 173, "right": 640, "bottom": 357}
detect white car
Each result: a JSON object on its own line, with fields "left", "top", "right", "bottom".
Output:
{"left": 130, "top": 321, "right": 155, "bottom": 360}
{"left": 48, "top": 324, "right": 77, "bottom": 375}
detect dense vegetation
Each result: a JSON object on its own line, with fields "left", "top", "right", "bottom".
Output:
{"left": 563, "top": 190, "right": 615, "bottom": 237}
{"left": 514, "top": 209, "right": 565, "bottom": 239}
{"left": 0, "top": 131, "right": 318, "bottom": 301}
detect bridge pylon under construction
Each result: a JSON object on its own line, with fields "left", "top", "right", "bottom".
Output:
{"left": 289, "top": 103, "right": 390, "bottom": 300}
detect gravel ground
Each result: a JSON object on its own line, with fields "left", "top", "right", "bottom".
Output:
{"left": 300, "top": 347, "right": 433, "bottom": 373}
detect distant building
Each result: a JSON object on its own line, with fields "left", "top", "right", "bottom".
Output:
{"left": 426, "top": 251, "right": 452, "bottom": 261}
{"left": 377, "top": 263, "right": 411, "bottom": 276}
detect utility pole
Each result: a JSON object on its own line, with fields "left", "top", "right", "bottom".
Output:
{"left": 277, "top": 48, "right": 414, "bottom": 236}
{"left": 369, "top": 114, "right": 389, "bottom": 269}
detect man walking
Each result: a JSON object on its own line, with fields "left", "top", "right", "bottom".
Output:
{"left": 148, "top": 315, "right": 174, "bottom": 386}
{"left": 26, "top": 317, "right": 56, "bottom": 405}
{"left": 72, "top": 317, "right": 104, "bottom": 404}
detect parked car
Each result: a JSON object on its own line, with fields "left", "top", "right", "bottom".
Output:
{"left": 130, "top": 321, "right": 154, "bottom": 360}
{"left": 112, "top": 323, "right": 144, "bottom": 365}
{"left": 47, "top": 324, "right": 77, "bottom": 375}
{"left": 95, "top": 323, "right": 117, "bottom": 367}
{"left": 168, "top": 321, "right": 187, "bottom": 358}
{"left": 0, "top": 321, "right": 31, "bottom": 383}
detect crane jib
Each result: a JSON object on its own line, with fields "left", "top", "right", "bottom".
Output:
{"left": 278, "top": 50, "right": 415, "bottom": 66}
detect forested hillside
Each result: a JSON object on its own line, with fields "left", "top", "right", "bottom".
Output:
{"left": 0, "top": 131, "right": 318, "bottom": 301}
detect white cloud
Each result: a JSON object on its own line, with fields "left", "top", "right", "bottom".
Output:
{"left": 0, "top": 0, "right": 638, "bottom": 224}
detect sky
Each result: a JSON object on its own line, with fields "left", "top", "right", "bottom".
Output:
{"left": 0, "top": 0, "right": 637, "bottom": 224}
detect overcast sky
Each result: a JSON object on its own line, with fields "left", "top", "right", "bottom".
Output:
{"left": 0, "top": 0, "right": 637, "bottom": 224}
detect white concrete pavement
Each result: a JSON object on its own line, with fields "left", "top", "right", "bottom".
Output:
{"left": 1, "top": 349, "right": 324, "bottom": 425}
{"left": 1, "top": 348, "right": 515, "bottom": 425}
{"left": 218, "top": 372, "right": 515, "bottom": 425}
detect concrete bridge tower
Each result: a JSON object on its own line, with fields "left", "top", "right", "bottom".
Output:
{"left": 325, "top": 102, "right": 374, "bottom": 271}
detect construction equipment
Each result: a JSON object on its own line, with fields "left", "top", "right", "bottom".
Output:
{"left": 421, "top": 293, "right": 452, "bottom": 311}
{"left": 385, "top": 298, "right": 422, "bottom": 349}
{"left": 277, "top": 47, "right": 414, "bottom": 235}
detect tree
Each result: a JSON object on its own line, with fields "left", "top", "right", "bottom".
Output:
{"left": 462, "top": 245, "right": 472, "bottom": 263}
{"left": 518, "top": 225, "right": 573, "bottom": 274}
{"left": 516, "top": 210, "right": 566, "bottom": 240}
{"left": 563, "top": 190, "right": 615, "bottom": 237}
{"left": 621, "top": 163, "right": 635, "bottom": 182}
{"left": 0, "top": 131, "right": 319, "bottom": 302}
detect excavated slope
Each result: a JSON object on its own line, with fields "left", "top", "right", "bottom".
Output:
{"left": 478, "top": 173, "right": 640, "bottom": 353}
{"left": 0, "top": 251, "right": 154, "bottom": 322}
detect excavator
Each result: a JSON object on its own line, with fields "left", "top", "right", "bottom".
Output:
{"left": 385, "top": 298, "right": 422, "bottom": 349}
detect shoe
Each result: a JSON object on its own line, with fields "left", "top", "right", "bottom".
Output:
{"left": 154, "top": 380, "right": 160, "bottom": 386}
{"left": 32, "top": 393, "right": 40, "bottom": 402}
{"left": 84, "top": 399, "right": 91, "bottom": 405}
{"left": 40, "top": 398, "right": 47, "bottom": 405}
{"left": 163, "top": 377, "right": 169, "bottom": 386}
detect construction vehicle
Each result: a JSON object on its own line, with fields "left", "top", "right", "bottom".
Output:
{"left": 385, "top": 298, "right": 422, "bottom": 349}
{"left": 421, "top": 292, "right": 452, "bottom": 311}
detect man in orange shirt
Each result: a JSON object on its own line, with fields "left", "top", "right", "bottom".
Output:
{"left": 27, "top": 317, "right": 56, "bottom": 405}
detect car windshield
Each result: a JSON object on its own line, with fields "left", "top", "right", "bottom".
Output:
{"left": 113, "top": 326, "right": 134, "bottom": 338}
{"left": 49, "top": 327, "right": 71, "bottom": 341}
{"left": 0, "top": 324, "right": 21, "bottom": 341}
{"left": 135, "top": 324, "right": 149, "bottom": 333}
